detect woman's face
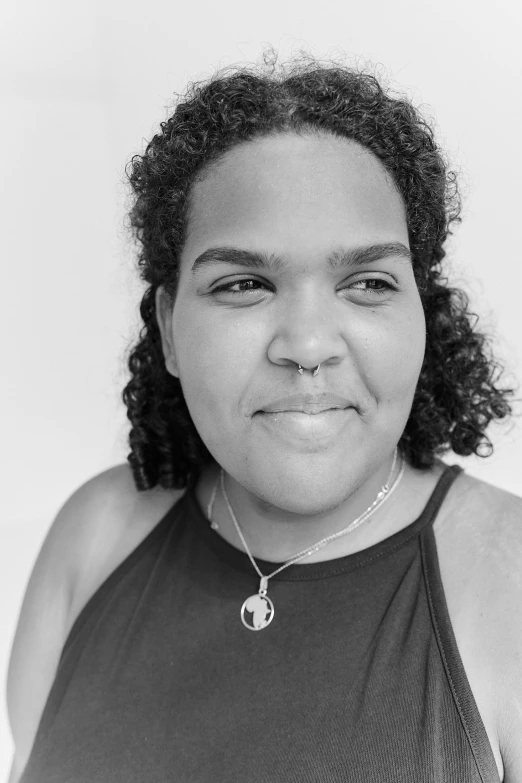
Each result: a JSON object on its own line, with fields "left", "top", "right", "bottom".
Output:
{"left": 157, "top": 133, "right": 426, "bottom": 515}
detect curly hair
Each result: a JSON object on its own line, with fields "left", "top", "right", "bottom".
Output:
{"left": 122, "top": 55, "right": 516, "bottom": 491}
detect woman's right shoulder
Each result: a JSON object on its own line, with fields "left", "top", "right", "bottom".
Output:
{"left": 65, "top": 464, "right": 186, "bottom": 638}
{"left": 6, "top": 463, "right": 185, "bottom": 783}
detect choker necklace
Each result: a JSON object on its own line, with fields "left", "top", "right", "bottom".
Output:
{"left": 207, "top": 449, "right": 405, "bottom": 630}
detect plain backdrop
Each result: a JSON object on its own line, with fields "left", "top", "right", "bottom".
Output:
{"left": 1, "top": 0, "right": 521, "bottom": 777}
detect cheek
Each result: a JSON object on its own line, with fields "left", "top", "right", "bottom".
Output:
{"left": 362, "top": 304, "right": 426, "bottom": 406}
{"left": 172, "top": 305, "right": 262, "bottom": 441}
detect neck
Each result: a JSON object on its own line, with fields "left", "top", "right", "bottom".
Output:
{"left": 196, "top": 454, "right": 435, "bottom": 564}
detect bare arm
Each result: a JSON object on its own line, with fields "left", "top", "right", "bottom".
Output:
{"left": 6, "top": 468, "right": 133, "bottom": 781}
{"left": 6, "top": 464, "right": 182, "bottom": 782}
{"left": 479, "top": 489, "right": 522, "bottom": 782}
{"left": 6, "top": 487, "right": 82, "bottom": 781}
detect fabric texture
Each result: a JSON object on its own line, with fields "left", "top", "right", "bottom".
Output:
{"left": 20, "top": 462, "right": 501, "bottom": 782}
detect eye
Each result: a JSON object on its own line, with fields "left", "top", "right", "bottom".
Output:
{"left": 210, "top": 278, "right": 271, "bottom": 296}
{"left": 209, "top": 276, "right": 396, "bottom": 300}
{"left": 346, "top": 277, "right": 395, "bottom": 297}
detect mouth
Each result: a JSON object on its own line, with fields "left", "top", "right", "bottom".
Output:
{"left": 256, "top": 404, "right": 349, "bottom": 416}
{"left": 256, "top": 393, "right": 353, "bottom": 415}
{"left": 254, "top": 407, "right": 354, "bottom": 444}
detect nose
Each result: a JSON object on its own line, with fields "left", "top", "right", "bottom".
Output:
{"left": 266, "top": 290, "right": 349, "bottom": 374}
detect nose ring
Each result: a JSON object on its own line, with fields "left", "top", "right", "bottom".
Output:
{"left": 297, "top": 364, "right": 321, "bottom": 376}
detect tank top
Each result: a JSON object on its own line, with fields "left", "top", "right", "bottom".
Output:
{"left": 20, "top": 462, "right": 501, "bottom": 783}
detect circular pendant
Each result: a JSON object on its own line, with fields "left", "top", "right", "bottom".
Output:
{"left": 241, "top": 593, "right": 275, "bottom": 631}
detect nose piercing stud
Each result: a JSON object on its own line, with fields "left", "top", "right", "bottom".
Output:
{"left": 297, "top": 364, "right": 321, "bottom": 376}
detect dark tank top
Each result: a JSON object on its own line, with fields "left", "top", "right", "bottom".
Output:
{"left": 20, "top": 462, "right": 501, "bottom": 783}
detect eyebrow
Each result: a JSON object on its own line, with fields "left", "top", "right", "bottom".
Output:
{"left": 190, "top": 242, "right": 413, "bottom": 275}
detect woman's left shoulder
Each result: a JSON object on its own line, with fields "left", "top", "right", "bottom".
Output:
{"left": 440, "top": 468, "right": 522, "bottom": 779}
{"left": 439, "top": 468, "right": 522, "bottom": 609}
{"left": 439, "top": 467, "right": 522, "bottom": 548}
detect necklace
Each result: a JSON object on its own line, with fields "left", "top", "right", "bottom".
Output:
{"left": 208, "top": 448, "right": 405, "bottom": 630}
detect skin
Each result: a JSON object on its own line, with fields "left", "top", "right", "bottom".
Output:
{"left": 156, "top": 131, "right": 430, "bottom": 562}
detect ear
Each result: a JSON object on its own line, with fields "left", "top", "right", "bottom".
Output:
{"left": 155, "top": 285, "right": 179, "bottom": 378}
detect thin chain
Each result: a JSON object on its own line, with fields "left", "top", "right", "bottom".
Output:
{"left": 217, "top": 449, "right": 404, "bottom": 587}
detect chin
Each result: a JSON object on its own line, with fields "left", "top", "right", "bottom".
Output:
{"left": 239, "top": 456, "right": 368, "bottom": 516}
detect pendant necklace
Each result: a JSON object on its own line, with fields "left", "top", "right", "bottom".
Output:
{"left": 207, "top": 448, "right": 405, "bottom": 631}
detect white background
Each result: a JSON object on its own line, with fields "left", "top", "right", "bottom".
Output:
{"left": 1, "top": 0, "right": 521, "bottom": 777}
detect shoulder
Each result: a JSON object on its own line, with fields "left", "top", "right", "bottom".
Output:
{"left": 437, "top": 468, "right": 522, "bottom": 635}
{"left": 437, "top": 468, "right": 522, "bottom": 780}
{"left": 66, "top": 463, "right": 186, "bottom": 642}
{"left": 34, "top": 461, "right": 185, "bottom": 640}
{"left": 6, "top": 463, "right": 184, "bottom": 781}
{"left": 436, "top": 467, "right": 522, "bottom": 550}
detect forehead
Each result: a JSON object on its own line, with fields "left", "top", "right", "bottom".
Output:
{"left": 183, "top": 133, "right": 408, "bottom": 262}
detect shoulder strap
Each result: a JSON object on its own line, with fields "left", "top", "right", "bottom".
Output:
{"left": 420, "top": 466, "right": 501, "bottom": 782}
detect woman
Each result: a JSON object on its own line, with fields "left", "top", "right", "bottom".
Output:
{"left": 7, "top": 57, "right": 522, "bottom": 782}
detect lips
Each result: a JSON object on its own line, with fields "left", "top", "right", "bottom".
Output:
{"left": 257, "top": 393, "right": 352, "bottom": 415}
{"left": 255, "top": 406, "right": 354, "bottom": 445}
